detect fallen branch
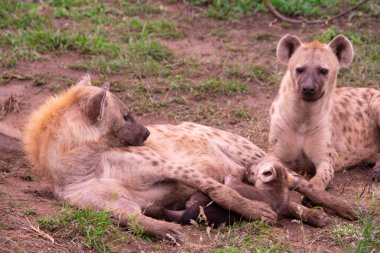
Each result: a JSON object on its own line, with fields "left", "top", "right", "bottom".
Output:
{"left": 26, "top": 218, "right": 55, "bottom": 243}
{"left": 265, "top": 0, "right": 370, "bottom": 25}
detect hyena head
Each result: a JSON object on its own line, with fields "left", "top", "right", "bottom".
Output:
{"left": 78, "top": 75, "right": 150, "bottom": 147}
{"left": 277, "top": 34, "right": 354, "bottom": 102}
{"left": 246, "top": 157, "right": 287, "bottom": 188}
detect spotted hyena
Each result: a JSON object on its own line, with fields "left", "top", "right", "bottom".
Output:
{"left": 269, "top": 34, "right": 380, "bottom": 191}
{"left": 23, "top": 75, "right": 278, "bottom": 242}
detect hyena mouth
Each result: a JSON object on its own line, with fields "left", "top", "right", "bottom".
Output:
{"left": 301, "top": 90, "right": 325, "bottom": 102}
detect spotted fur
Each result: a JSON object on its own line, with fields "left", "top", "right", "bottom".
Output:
{"left": 269, "top": 34, "right": 380, "bottom": 190}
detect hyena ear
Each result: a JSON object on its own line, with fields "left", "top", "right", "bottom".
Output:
{"left": 76, "top": 74, "right": 92, "bottom": 86}
{"left": 277, "top": 34, "right": 302, "bottom": 64}
{"left": 328, "top": 35, "right": 354, "bottom": 67}
{"left": 86, "top": 82, "right": 109, "bottom": 123}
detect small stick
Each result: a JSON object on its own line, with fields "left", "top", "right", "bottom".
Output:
{"left": 265, "top": 0, "right": 370, "bottom": 25}
{"left": 26, "top": 218, "right": 55, "bottom": 243}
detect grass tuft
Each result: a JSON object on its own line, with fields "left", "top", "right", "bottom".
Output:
{"left": 37, "top": 205, "right": 128, "bottom": 252}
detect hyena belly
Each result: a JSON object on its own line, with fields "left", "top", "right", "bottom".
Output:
{"left": 331, "top": 88, "right": 380, "bottom": 169}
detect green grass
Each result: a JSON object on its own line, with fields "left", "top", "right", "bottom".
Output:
{"left": 126, "top": 18, "right": 184, "bottom": 40}
{"left": 189, "top": 0, "right": 265, "bottom": 20}
{"left": 24, "top": 209, "right": 37, "bottom": 216}
{"left": 332, "top": 193, "right": 380, "bottom": 252}
{"left": 37, "top": 205, "right": 129, "bottom": 252}
{"left": 225, "top": 63, "right": 278, "bottom": 85}
{"left": 271, "top": 0, "right": 377, "bottom": 19}
{"left": 0, "top": 0, "right": 182, "bottom": 77}
{"left": 169, "top": 78, "right": 249, "bottom": 98}
{"left": 209, "top": 220, "right": 290, "bottom": 252}
{"left": 189, "top": 0, "right": 379, "bottom": 20}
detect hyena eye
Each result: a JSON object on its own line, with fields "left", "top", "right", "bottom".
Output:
{"left": 319, "top": 68, "right": 329, "bottom": 75}
{"left": 296, "top": 67, "right": 305, "bottom": 74}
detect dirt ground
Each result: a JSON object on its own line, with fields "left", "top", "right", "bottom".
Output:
{"left": 0, "top": 1, "right": 379, "bottom": 252}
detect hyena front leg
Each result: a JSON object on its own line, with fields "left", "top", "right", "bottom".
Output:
{"left": 309, "top": 161, "right": 335, "bottom": 190}
{"left": 162, "top": 164, "right": 278, "bottom": 224}
{"left": 63, "top": 179, "right": 184, "bottom": 242}
{"left": 282, "top": 201, "right": 330, "bottom": 228}
{"left": 292, "top": 178, "right": 357, "bottom": 221}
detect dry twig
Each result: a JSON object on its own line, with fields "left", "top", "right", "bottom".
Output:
{"left": 26, "top": 218, "right": 55, "bottom": 243}
{"left": 265, "top": 0, "right": 370, "bottom": 25}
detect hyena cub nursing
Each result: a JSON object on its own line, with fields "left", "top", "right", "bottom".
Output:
{"left": 148, "top": 157, "right": 331, "bottom": 228}
{"left": 270, "top": 34, "right": 380, "bottom": 191}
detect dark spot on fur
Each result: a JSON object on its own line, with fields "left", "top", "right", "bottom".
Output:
{"left": 243, "top": 145, "right": 253, "bottom": 151}
{"left": 177, "top": 166, "right": 183, "bottom": 170}
{"left": 152, "top": 161, "right": 159, "bottom": 166}
{"left": 357, "top": 100, "right": 363, "bottom": 106}
{"left": 355, "top": 112, "right": 363, "bottom": 121}
{"left": 183, "top": 169, "right": 189, "bottom": 174}
{"left": 195, "top": 179, "right": 200, "bottom": 184}
{"left": 183, "top": 174, "right": 189, "bottom": 179}
{"left": 339, "top": 111, "right": 348, "bottom": 121}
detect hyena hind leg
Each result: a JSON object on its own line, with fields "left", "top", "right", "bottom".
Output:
{"left": 64, "top": 179, "right": 184, "bottom": 242}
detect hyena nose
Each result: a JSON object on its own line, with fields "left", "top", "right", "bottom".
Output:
{"left": 302, "top": 85, "right": 316, "bottom": 95}
{"left": 143, "top": 129, "right": 150, "bottom": 141}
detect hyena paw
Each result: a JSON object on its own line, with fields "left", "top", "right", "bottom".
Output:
{"left": 372, "top": 167, "right": 380, "bottom": 182}
{"left": 164, "top": 223, "right": 185, "bottom": 245}
{"left": 154, "top": 222, "right": 184, "bottom": 245}
{"left": 254, "top": 201, "right": 278, "bottom": 225}
{"left": 304, "top": 209, "right": 330, "bottom": 228}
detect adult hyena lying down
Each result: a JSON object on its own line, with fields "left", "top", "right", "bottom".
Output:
{"left": 23, "top": 75, "right": 355, "bottom": 242}
{"left": 269, "top": 34, "right": 380, "bottom": 191}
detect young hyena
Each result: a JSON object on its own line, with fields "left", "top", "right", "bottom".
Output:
{"left": 23, "top": 75, "right": 278, "bottom": 242}
{"left": 269, "top": 34, "right": 380, "bottom": 191}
